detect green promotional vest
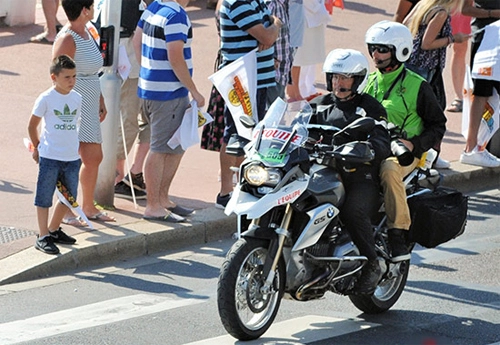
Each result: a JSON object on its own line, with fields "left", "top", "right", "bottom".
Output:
{"left": 364, "top": 65, "right": 424, "bottom": 139}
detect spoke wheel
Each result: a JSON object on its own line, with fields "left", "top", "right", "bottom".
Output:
{"left": 217, "top": 238, "right": 285, "bottom": 340}
{"left": 349, "top": 259, "right": 410, "bottom": 314}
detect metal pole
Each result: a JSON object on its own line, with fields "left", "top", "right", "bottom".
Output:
{"left": 95, "top": 0, "right": 122, "bottom": 207}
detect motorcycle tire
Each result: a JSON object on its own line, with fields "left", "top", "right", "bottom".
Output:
{"left": 217, "top": 237, "right": 285, "bottom": 340}
{"left": 348, "top": 259, "right": 410, "bottom": 314}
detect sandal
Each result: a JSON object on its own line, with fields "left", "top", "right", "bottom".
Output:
{"left": 62, "top": 216, "right": 86, "bottom": 227}
{"left": 446, "top": 98, "right": 463, "bottom": 112}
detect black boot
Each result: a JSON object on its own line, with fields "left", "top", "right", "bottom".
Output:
{"left": 353, "top": 259, "right": 382, "bottom": 295}
{"left": 389, "top": 228, "right": 410, "bottom": 262}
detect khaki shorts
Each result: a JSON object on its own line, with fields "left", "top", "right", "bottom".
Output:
{"left": 116, "top": 78, "right": 151, "bottom": 160}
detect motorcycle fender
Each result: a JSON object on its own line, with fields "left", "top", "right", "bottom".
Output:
{"left": 224, "top": 179, "right": 310, "bottom": 219}
{"left": 292, "top": 204, "right": 339, "bottom": 251}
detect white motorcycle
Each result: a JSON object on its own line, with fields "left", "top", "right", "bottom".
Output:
{"left": 217, "top": 99, "right": 441, "bottom": 341}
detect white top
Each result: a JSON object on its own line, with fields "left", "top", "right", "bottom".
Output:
{"left": 31, "top": 87, "right": 82, "bottom": 161}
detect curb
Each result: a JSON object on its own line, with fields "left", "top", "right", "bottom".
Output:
{"left": 0, "top": 208, "right": 236, "bottom": 286}
{"left": 0, "top": 162, "right": 498, "bottom": 286}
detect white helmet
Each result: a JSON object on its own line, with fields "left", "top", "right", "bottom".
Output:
{"left": 323, "top": 48, "right": 369, "bottom": 93}
{"left": 365, "top": 20, "right": 413, "bottom": 63}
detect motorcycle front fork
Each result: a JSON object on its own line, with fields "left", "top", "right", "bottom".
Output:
{"left": 260, "top": 204, "right": 293, "bottom": 295}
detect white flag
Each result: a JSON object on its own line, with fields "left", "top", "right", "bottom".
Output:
{"left": 462, "top": 65, "right": 500, "bottom": 150}
{"left": 471, "top": 19, "right": 500, "bottom": 82}
{"left": 208, "top": 49, "right": 257, "bottom": 140}
{"left": 168, "top": 100, "right": 213, "bottom": 151}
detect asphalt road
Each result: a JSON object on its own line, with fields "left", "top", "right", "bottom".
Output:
{"left": 0, "top": 187, "right": 498, "bottom": 345}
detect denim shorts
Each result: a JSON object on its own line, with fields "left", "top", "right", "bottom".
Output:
{"left": 34, "top": 157, "right": 81, "bottom": 208}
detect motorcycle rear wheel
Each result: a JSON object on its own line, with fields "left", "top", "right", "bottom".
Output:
{"left": 217, "top": 237, "right": 285, "bottom": 340}
{"left": 349, "top": 259, "right": 410, "bottom": 314}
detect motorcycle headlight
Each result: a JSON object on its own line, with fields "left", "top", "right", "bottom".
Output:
{"left": 244, "top": 164, "right": 282, "bottom": 186}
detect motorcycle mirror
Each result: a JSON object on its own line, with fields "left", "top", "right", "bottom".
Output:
{"left": 239, "top": 115, "right": 256, "bottom": 129}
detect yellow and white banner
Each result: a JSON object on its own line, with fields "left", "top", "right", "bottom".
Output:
{"left": 462, "top": 65, "right": 500, "bottom": 150}
{"left": 208, "top": 49, "right": 257, "bottom": 140}
{"left": 471, "top": 19, "right": 500, "bottom": 81}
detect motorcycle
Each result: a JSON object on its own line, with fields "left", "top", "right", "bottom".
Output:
{"left": 217, "top": 98, "right": 440, "bottom": 341}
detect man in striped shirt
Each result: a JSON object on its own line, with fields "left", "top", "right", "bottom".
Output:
{"left": 216, "top": 0, "right": 283, "bottom": 209}
{"left": 134, "top": 0, "right": 205, "bottom": 222}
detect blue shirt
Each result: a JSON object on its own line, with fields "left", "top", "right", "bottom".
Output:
{"left": 219, "top": 0, "right": 276, "bottom": 89}
{"left": 137, "top": 1, "right": 193, "bottom": 101}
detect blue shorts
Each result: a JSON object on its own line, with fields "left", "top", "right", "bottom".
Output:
{"left": 34, "top": 157, "right": 81, "bottom": 208}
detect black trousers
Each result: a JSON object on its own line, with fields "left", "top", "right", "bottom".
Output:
{"left": 340, "top": 180, "right": 381, "bottom": 261}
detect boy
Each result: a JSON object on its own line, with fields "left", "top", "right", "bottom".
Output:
{"left": 28, "top": 55, "right": 82, "bottom": 255}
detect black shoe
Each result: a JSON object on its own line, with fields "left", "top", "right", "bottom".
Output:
{"left": 115, "top": 181, "right": 147, "bottom": 200}
{"left": 215, "top": 193, "right": 231, "bottom": 209}
{"left": 50, "top": 227, "right": 76, "bottom": 244}
{"left": 353, "top": 259, "right": 382, "bottom": 295}
{"left": 35, "top": 235, "right": 60, "bottom": 254}
{"left": 389, "top": 228, "right": 411, "bottom": 262}
{"left": 123, "top": 172, "right": 146, "bottom": 192}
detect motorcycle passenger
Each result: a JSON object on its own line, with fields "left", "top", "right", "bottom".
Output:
{"left": 309, "top": 49, "right": 392, "bottom": 295}
{"left": 364, "top": 21, "right": 447, "bottom": 261}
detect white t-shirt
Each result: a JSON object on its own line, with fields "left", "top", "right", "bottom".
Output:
{"left": 31, "top": 87, "right": 82, "bottom": 161}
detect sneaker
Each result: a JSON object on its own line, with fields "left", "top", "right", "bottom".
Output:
{"left": 215, "top": 193, "right": 232, "bottom": 210}
{"left": 389, "top": 229, "right": 411, "bottom": 262}
{"left": 115, "top": 181, "right": 147, "bottom": 200}
{"left": 50, "top": 227, "right": 76, "bottom": 244}
{"left": 433, "top": 156, "right": 450, "bottom": 169}
{"left": 35, "top": 235, "right": 60, "bottom": 255}
{"left": 460, "top": 149, "right": 500, "bottom": 168}
{"left": 123, "top": 172, "right": 146, "bottom": 192}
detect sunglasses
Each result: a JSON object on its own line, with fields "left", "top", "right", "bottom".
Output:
{"left": 368, "top": 44, "right": 391, "bottom": 54}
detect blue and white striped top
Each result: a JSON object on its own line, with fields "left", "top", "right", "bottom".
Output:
{"left": 137, "top": 0, "right": 192, "bottom": 101}
{"left": 219, "top": 0, "right": 275, "bottom": 89}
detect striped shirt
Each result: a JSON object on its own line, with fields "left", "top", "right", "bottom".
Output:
{"left": 137, "top": 0, "right": 192, "bottom": 101}
{"left": 220, "top": 0, "right": 276, "bottom": 89}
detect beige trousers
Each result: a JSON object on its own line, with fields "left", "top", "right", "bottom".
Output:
{"left": 380, "top": 156, "right": 421, "bottom": 230}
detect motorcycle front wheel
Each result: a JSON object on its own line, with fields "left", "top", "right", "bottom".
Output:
{"left": 217, "top": 237, "right": 285, "bottom": 340}
{"left": 349, "top": 259, "right": 410, "bottom": 314}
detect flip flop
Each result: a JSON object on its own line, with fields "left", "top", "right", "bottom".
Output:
{"left": 29, "top": 35, "right": 54, "bottom": 45}
{"left": 143, "top": 213, "right": 185, "bottom": 223}
{"left": 87, "top": 211, "right": 116, "bottom": 222}
{"left": 62, "top": 216, "right": 86, "bottom": 227}
{"left": 167, "top": 205, "right": 195, "bottom": 216}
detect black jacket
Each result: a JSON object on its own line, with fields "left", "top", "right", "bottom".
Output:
{"left": 309, "top": 92, "right": 392, "bottom": 182}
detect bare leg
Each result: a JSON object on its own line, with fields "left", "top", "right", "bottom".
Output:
{"left": 447, "top": 41, "right": 467, "bottom": 111}
{"left": 31, "top": 0, "right": 60, "bottom": 42}
{"left": 159, "top": 152, "right": 183, "bottom": 209}
{"left": 465, "top": 95, "right": 488, "bottom": 152}
{"left": 144, "top": 151, "right": 168, "bottom": 217}
{"left": 79, "top": 142, "right": 103, "bottom": 216}
{"left": 286, "top": 66, "right": 304, "bottom": 101}
{"left": 219, "top": 142, "right": 243, "bottom": 196}
{"left": 36, "top": 207, "right": 50, "bottom": 238}
{"left": 48, "top": 201, "right": 68, "bottom": 230}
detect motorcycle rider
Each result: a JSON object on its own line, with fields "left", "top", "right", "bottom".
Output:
{"left": 309, "top": 49, "right": 392, "bottom": 294}
{"left": 364, "top": 21, "right": 447, "bottom": 261}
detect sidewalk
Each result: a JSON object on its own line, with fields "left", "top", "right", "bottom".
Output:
{"left": 1, "top": 0, "right": 499, "bottom": 286}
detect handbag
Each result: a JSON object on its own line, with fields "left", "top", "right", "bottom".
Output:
{"left": 407, "top": 187, "right": 468, "bottom": 248}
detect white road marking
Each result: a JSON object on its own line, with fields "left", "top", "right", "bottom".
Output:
{"left": 0, "top": 294, "right": 203, "bottom": 344}
{"left": 184, "top": 315, "right": 380, "bottom": 345}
